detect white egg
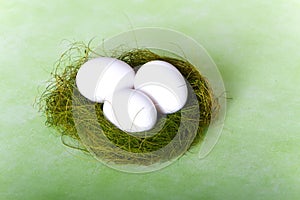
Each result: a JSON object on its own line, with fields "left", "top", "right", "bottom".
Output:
{"left": 103, "top": 89, "right": 157, "bottom": 132}
{"left": 134, "top": 60, "right": 188, "bottom": 114}
{"left": 102, "top": 100, "right": 121, "bottom": 129}
{"left": 76, "top": 57, "right": 135, "bottom": 102}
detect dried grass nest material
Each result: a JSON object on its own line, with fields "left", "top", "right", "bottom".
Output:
{"left": 38, "top": 42, "right": 218, "bottom": 163}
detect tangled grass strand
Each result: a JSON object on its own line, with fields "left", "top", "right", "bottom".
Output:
{"left": 37, "top": 42, "right": 217, "bottom": 164}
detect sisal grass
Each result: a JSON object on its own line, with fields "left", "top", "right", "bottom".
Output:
{"left": 37, "top": 42, "right": 217, "bottom": 165}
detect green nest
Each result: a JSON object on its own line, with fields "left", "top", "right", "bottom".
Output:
{"left": 38, "top": 42, "right": 216, "bottom": 165}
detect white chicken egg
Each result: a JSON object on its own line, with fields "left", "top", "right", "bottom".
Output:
{"left": 102, "top": 100, "right": 121, "bottom": 129}
{"left": 134, "top": 60, "right": 188, "bottom": 114}
{"left": 76, "top": 57, "right": 135, "bottom": 102}
{"left": 103, "top": 89, "right": 157, "bottom": 132}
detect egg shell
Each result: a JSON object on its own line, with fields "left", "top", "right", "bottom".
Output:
{"left": 76, "top": 57, "right": 135, "bottom": 102}
{"left": 104, "top": 89, "right": 157, "bottom": 132}
{"left": 134, "top": 60, "right": 188, "bottom": 114}
{"left": 103, "top": 101, "right": 121, "bottom": 129}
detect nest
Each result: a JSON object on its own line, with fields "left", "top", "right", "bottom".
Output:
{"left": 38, "top": 42, "right": 217, "bottom": 165}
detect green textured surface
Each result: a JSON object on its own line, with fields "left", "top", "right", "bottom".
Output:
{"left": 1, "top": 0, "right": 300, "bottom": 199}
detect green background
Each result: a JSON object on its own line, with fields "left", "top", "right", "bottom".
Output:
{"left": 1, "top": 0, "right": 300, "bottom": 199}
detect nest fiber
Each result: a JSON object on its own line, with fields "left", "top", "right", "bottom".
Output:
{"left": 38, "top": 42, "right": 216, "bottom": 165}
